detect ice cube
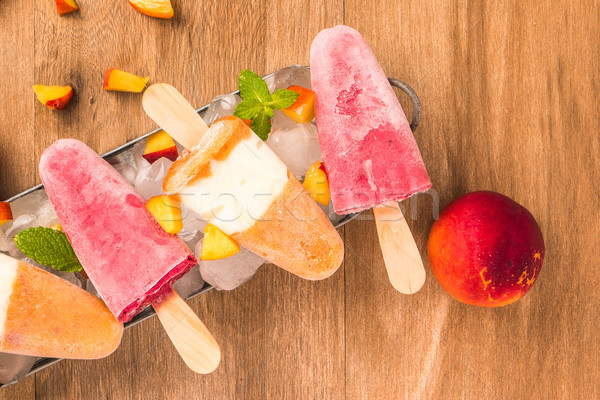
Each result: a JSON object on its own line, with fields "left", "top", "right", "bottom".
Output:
{"left": 196, "top": 239, "right": 265, "bottom": 291}
{"left": 35, "top": 200, "right": 59, "bottom": 228}
{"left": 177, "top": 204, "right": 208, "bottom": 250}
{"left": 202, "top": 94, "right": 242, "bottom": 126}
{"left": 271, "top": 109, "right": 300, "bottom": 132}
{"left": 266, "top": 122, "right": 322, "bottom": 180}
{"left": 2, "top": 190, "right": 59, "bottom": 235}
{"left": 3, "top": 214, "right": 35, "bottom": 239}
{"left": 7, "top": 190, "right": 47, "bottom": 219}
{"left": 0, "top": 352, "right": 36, "bottom": 385}
{"left": 0, "top": 242, "right": 21, "bottom": 261}
{"left": 172, "top": 265, "right": 205, "bottom": 299}
{"left": 264, "top": 65, "right": 312, "bottom": 92}
{"left": 134, "top": 157, "right": 173, "bottom": 200}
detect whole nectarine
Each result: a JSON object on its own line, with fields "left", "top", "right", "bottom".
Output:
{"left": 427, "top": 191, "right": 544, "bottom": 307}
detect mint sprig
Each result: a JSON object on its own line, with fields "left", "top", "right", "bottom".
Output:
{"left": 14, "top": 227, "right": 83, "bottom": 272}
{"left": 234, "top": 70, "right": 299, "bottom": 140}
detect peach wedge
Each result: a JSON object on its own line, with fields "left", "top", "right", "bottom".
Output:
{"left": 33, "top": 85, "right": 73, "bottom": 110}
{"left": 145, "top": 195, "right": 183, "bottom": 234}
{"left": 103, "top": 68, "right": 149, "bottom": 93}
{"left": 55, "top": 0, "right": 78, "bottom": 16}
{"left": 201, "top": 224, "right": 240, "bottom": 261}
{"left": 302, "top": 161, "right": 330, "bottom": 206}
{"left": 143, "top": 130, "right": 178, "bottom": 164}
{"left": 128, "top": 0, "right": 173, "bottom": 19}
{"left": 282, "top": 85, "right": 315, "bottom": 123}
{"left": 0, "top": 202, "right": 13, "bottom": 226}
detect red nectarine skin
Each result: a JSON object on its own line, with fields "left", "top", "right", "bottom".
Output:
{"left": 427, "top": 191, "right": 544, "bottom": 307}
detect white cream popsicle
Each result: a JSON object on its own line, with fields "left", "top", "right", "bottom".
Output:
{"left": 164, "top": 116, "right": 344, "bottom": 280}
{"left": 179, "top": 131, "right": 288, "bottom": 236}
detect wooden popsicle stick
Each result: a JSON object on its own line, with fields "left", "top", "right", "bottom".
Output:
{"left": 373, "top": 202, "right": 426, "bottom": 294}
{"left": 143, "top": 83, "right": 209, "bottom": 150}
{"left": 144, "top": 86, "right": 221, "bottom": 373}
{"left": 152, "top": 287, "right": 221, "bottom": 374}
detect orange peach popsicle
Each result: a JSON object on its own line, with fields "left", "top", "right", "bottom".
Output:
{"left": 0, "top": 253, "right": 123, "bottom": 359}
{"left": 163, "top": 116, "right": 344, "bottom": 280}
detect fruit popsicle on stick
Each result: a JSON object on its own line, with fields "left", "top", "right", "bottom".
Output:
{"left": 0, "top": 253, "right": 122, "bottom": 359}
{"left": 311, "top": 25, "right": 432, "bottom": 214}
{"left": 39, "top": 139, "right": 220, "bottom": 373}
{"left": 143, "top": 85, "right": 344, "bottom": 280}
{"left": 311, "top": 26, "right": 431, "bottom": 294}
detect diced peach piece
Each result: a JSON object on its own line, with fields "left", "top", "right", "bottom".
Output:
{"left": 201, "top": 224, "right": 240, "bottom": 260}
{"left": 32, "top": 85, "right": 73, "bottom": 110}
{"left": 145, "top": 195, "right": 183, "bottom": 234}
{"left": 281, "top": 85, "right": 315, "bottom": 123}
{"left": 143, "top": 130, "right": 178, "bottom": 164}
{"left": 50, "top": 224, "right": 63, "bottom": 231}
{"left": 0, "top": 202, "right": 13, "bottom": 226}
{"left": 303, "top": 161, "right": 330, "bottom": 206}
{"left": 55, "top": 0, "right": 78, "bottom": 16}
{"left": 103, "top": 68, "right": 149, "bottom": 93}
{"left": 128, "top": 0, "right": 173, "bottom": 19}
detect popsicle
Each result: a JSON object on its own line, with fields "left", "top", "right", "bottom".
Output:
{"left": 39, "top": 139, "right": 220, "bottom": 373}
{"left": 311, "top": 26, "right": 431, "bottom": 293}
{"left": 311, "top": 25, "right": 431, "bottom": 214}
{"left": 143, "top": 85, "right": 344, "bottom": 280}
{"left": 0, "top": 253, "right": 122, "bottom": 359}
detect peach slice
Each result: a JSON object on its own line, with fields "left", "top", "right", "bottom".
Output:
{"left": 201, "top": 224, "right": 240, "bottom": 260}
{"left": 32, "top": 85, "right": 73, "bottom": 110}
{"left": 128, "top": 0, "right": 173, "bottom": 19}
{"left": 0, "top": 202, "right": 13, "bottom": 226}
{"left": 145, "top": 195, "right": 183, "bottom": 234}
{"left": 302, "top": 161, "right": 330, "bottom": 206}
{"left": 103, "top": 68, "right": 149, "bottom": 93}
{"left": 143, "top": 130, "right": 178, "bottom": 164}
{"left": 55, "top": 0, "right": 78, "bottom": 16}
{"left": 281, "top": 85, "right": 315, "bottom": 123}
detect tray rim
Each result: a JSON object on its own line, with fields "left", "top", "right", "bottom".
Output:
{"left": 1, "top": 65, "right": 421, "bottom": 387}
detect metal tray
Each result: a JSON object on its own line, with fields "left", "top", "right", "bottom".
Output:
{"left": 1, "top": 66, "right": 421, "bottom": 387}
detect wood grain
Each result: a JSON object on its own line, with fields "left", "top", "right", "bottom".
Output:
{"left": 1, "top": 0, "right": 599, "bottom": 399}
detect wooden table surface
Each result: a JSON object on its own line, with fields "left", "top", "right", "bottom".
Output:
{"left": 1, "top": 1, "right": 598, "bottom": 399}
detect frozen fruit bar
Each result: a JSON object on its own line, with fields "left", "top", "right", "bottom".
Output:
{"left": 311, "top": 25, "right": 432, "bottom": 214}
{"left": 39, "top": 139, "right": 196, "bottom": 322}
{"left": 0, "top": 253, "right": 122, "bottom": 359}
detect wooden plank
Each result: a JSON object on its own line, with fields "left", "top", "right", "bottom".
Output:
{"left": 344, "top": 0, "right": 600, "bottom": 399}
{"left": 262, "top": 2, "right": 345, "bottom": 399}
{"left": 0, "top": 0, "right": 35, "bottom": 200}
{"left": 0, "top": 0, "right": 36, "bottom": 396}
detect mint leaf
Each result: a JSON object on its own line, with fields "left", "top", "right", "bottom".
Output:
{"left": 237, "top": 70, "right": 302, "bottom": 140}
{"left": 268, "top": 89, "right": 299, "bottom": 109}
{"left": 238, "top": 70, "right": 272, "bottom": 104}
{"left": 234, "top": 99, "right": 264, "bottom": 119}
{"left": 251, "top": 108, "right": 274, "bottom": 140}
{"left": 14, "top": 227, "right": 83, "bottom": 273}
